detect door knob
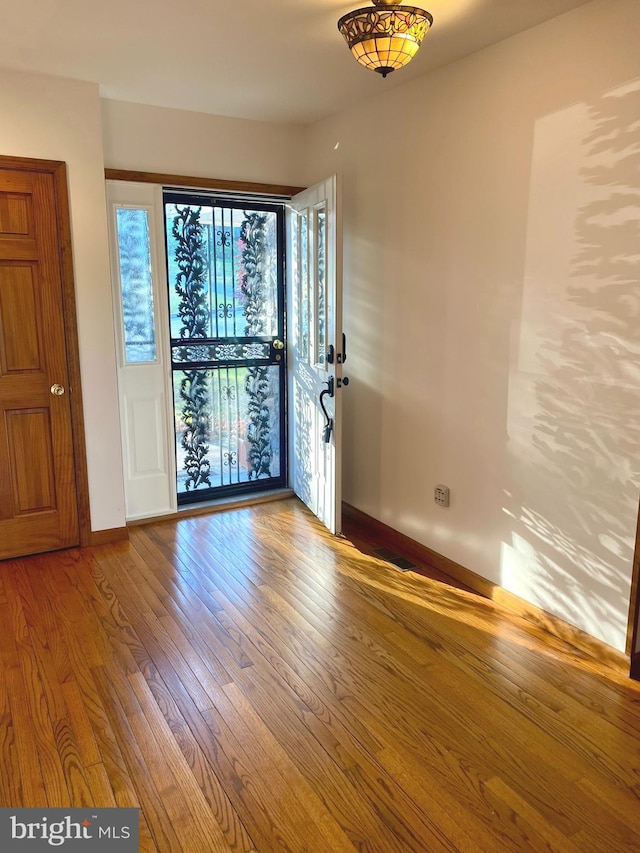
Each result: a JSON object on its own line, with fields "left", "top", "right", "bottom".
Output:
{"left": 273, "top": 339, "right": 285, "bottom": 350}
{"left": 50, "top": 383, "right": 65, "bottom": 396}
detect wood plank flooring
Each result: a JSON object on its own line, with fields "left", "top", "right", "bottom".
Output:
{"left": 1, "top": 497, "right": 639, "bottom": 851}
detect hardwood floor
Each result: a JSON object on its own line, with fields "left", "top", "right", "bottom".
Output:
{"left": 1, "top": 497, "right": 639, "bottom": 851}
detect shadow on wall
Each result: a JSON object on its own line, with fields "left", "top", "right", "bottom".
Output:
{"left": 502, "top": 80, "right": 640, "bottom": 651}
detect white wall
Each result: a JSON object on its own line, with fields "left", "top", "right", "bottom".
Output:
{"left": 303, "top": 0, "right": 640, "bottom": 652}
{"left": 101, "top": 99, "right": 306, "bottom": 186}
{"left": 0, "top": 69, "right": 126, "bottom": 532}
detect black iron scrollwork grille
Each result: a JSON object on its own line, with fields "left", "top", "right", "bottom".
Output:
{"left": 165, "top": 193, "right": 286, "bottom": 503}
{"left": 240, "top": 211, "right": 273, "bottom": 480}
{"left": 172, "top": 205, "right": 211, "bottom": 491}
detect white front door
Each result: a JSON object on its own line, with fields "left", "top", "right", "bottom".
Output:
{"left": 287, "top": 175, "right": 344, "bottom": 534}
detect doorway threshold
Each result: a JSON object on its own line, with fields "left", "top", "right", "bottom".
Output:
{"left": 128, "top": 488, "right": 294, "bottom": 527}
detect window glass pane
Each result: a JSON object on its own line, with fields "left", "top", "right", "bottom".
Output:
{"left": 299, "top": 213, "right": 309, "bottom": 361}
{"left": 115, "top": 208, "right": 157, "bottom": 363}
{"left": 316, "top": 205, "right": 326, "bottom": 367}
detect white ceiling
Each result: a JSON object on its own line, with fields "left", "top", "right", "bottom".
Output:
{"left": 0, "top": 0, "right": 593, "bottom": 125}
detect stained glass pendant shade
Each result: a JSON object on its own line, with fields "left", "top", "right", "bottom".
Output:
{"left": 338, "top": 0, "right": 433, "bottom": 78}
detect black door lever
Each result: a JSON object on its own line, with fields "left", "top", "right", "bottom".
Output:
{"left": 319, "top": 377, "right": 334, "bottom": 443}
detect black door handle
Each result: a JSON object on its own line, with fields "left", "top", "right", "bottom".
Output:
{"left": 319, "top": 377, "right": 334, "bottom": 443}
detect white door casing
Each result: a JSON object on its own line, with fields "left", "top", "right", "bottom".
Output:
{"left": 287, "top": 175, "right": 344, "bottom": 534}
{"left": 107, "top": 176, "right": 343, "bottom": 528}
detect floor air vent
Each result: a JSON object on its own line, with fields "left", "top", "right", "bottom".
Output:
{"left": 372, "top": 547, "right": 417, "bottom": 572}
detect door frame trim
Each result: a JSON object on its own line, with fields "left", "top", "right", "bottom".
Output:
{"left": 0, "top": 155, "right": 91, "bottom": 546}
{"left": 627, "top": 498, "right": 640, "bottom": 679}
{"left": 104, "top": 168, "right": 305, "bottom": 198}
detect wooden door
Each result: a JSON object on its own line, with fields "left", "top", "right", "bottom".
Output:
{"left": 0, "top": 162, "right": 79, "bottom": 558}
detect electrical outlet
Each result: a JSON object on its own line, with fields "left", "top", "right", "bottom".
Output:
{"left": 434, "top": 484, "right": 450, "bottom": 507}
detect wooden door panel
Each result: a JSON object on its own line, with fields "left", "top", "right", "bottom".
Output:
{"left": 0, "top": 165, "right": 79, "bottom": 558}
{"left": 0, "top": 240, "right": 38, "bottom": 261}
{"left": 0, "top": 263, "right": 43, "bottom": 373}
{"left": 0, "top": 192, "right": 33, "bottom": 236}
{"left": 0, "top": 172, "right": 34, "bottom": 194}
{"left": 6, "top": 409, "right": 56, "bottom": 513}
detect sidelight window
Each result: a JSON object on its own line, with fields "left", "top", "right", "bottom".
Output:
{"left": 114, "top": 207, "right": 157, "bottom": 364}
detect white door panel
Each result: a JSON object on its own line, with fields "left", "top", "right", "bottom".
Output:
{"left": 125, "top": 393, "right": 165, "bottom": 476}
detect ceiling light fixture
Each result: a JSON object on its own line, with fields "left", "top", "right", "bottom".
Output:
{"left": 337, "top": 0, "right": 433, "bottom": 78}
